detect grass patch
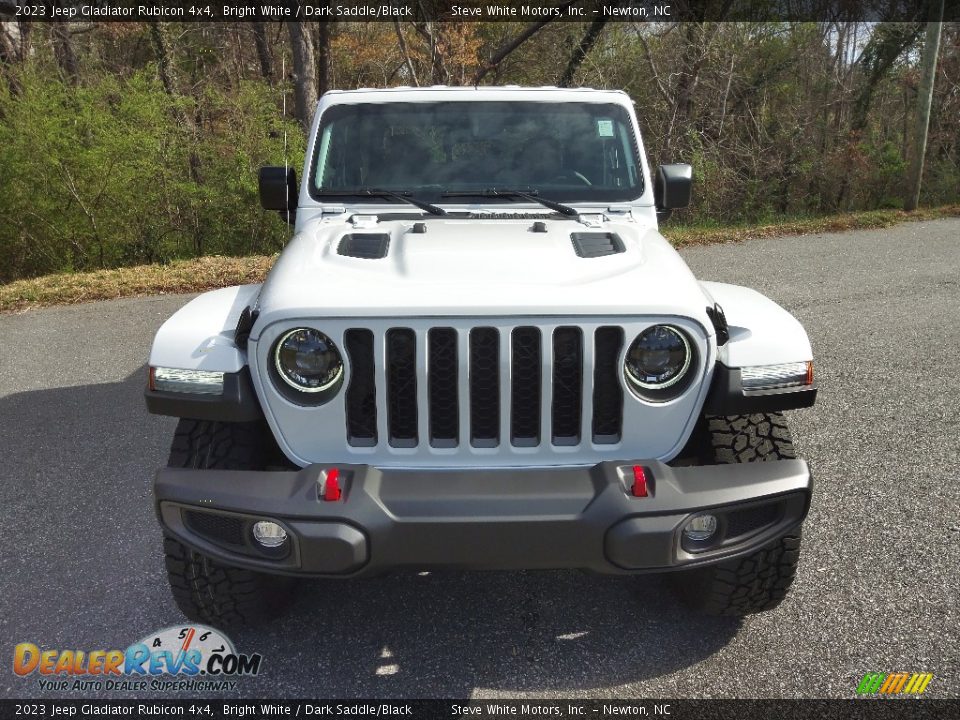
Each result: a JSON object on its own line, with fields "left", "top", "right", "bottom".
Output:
{"left": 2, "top": 205, "right": 959, "bottom": 314}
{"left": 0, "top": 255, "right": 276, "bottom": 314}
{"left": 663, "top": 204, "right": 960, "bottom": 247}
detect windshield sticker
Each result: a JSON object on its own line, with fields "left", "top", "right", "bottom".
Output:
{"left": 597, "top": 119, "right": 615, "bottom": 137}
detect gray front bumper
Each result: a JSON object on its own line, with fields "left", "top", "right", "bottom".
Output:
{"left": 155, "top": 459, "right": 811, "bottom": 577}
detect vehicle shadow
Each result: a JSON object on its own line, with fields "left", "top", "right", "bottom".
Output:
{"left": 250, "top": 571, "right": 741, "bottom": 698}
{"left": 0, "top": 367, "right": 740, "bottom": 700}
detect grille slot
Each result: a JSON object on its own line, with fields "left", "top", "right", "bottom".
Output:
{"left": 184, "top": 511, "right": 244, "bottom": 547}
{"left": 470, "top": 327, "right": 500, "bottom": 447}
{"left": 552, "top": 327, "right": 583, "bottom": 445}
{"left": 428, "top": 328, "right": 459, "bottom": 447}
{"left": 511, "top": 327, "right": 542, "bottom": 446}
{"left": 345, "top": 329, "right": 377, "bottom": 446}
{"left": 592, "top": 327, "right": 624, "bottom": 444}
{"left": 386, "top": 328, "right": 418, "bottom": 447}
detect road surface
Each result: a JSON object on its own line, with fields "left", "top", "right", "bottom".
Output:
{"left": 1, "top": 219, "right": 958, "bottom": 699}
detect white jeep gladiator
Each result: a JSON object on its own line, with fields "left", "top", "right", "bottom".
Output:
{"left": 145, "top": 87, "right": 817, "bottom": 627}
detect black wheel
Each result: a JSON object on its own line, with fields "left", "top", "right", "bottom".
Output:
{"left": 671, "top": 412, "right": 803, "bottom": 616}
{"left": 162, "top": 419, "right": 296, "bottom": 628}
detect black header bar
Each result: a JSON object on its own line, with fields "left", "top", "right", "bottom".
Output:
{"left": 1, "top": 699, "right": 959, "bottom": 720}
{"left": 3, "top": 0, "right": 957, "bottom": 23}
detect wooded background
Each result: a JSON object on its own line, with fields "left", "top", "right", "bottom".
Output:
{"left": 1, "top": 16, "right": 958, "bottom": 282}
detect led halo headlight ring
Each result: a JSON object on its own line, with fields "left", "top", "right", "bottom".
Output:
{"left": 624, "top": 324, "right": 695, "bottom": 399}
{"left": 273, "top": 327, "right": 344, "bottom": 396}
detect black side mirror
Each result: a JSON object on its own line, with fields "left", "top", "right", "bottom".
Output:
{"left": 654, "top": 164, "right": 692, "bottom": 218}
{"left": 259, "top": 166, "right": 299, "bottom": 224}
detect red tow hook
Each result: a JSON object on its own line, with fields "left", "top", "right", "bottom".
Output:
{"left": 321, "top": 468, "right": 342, "bottom": 501}
{"left": 631, "top": 465, "right": 649, "bottom": 497}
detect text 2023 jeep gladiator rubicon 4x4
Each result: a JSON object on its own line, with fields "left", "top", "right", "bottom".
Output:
{"left": 145, "top": 87, "right": 816, "bottom": 627}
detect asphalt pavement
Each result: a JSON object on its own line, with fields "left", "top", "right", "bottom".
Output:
{"left": 1, "top": 219, "right": 958, "bottom": 700}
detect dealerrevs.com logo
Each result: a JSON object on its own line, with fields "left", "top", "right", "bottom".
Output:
{"left": 13, "top": 625, "right": 263, "bottom": 692}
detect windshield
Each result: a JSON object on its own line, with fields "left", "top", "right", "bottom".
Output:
{"left": 310, "top": 101, "right": 643, "bottom": 204}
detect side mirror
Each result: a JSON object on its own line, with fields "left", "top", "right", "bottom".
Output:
{"left": 654, "top": 164, "right": 692, "bottom": 217}
{"left": 259, "top": 166, "right": 299, "bottom": 224}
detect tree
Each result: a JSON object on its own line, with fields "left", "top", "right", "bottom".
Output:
{"left": 252, "top": 21, "right": 273, "bottom": 80}
{"left": 317, "top": 9, "right": 332, "bottom": 97}
{"left": 287, "top": 20, "right": 317, "bottom": 131}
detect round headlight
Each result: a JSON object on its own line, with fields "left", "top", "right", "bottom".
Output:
{"left": 625, "top": 325, "right": 692, "bottom": 390}
{"left": 274, "top": 328, "right": 343, "bottom": 392}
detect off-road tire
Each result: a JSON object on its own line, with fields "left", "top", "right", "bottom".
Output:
{"left": 674, "top": 531, "right": 802, "bottom": 616}
{"left": 672, "top": 412, "right": 803, "bottom": 615}
{"left": 701, "top": 412, "right": 797, "bottom": 464}
{"left": 167, "top": 418, "right": 274, "bottom": 469}
{"left": 163, "top": 419, "right": 296, "bottom": 628}
{"left": 164, "top": 536, "right": 295, "bottom": 628}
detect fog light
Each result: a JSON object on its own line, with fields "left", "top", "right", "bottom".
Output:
{"left": 252, "top": 521, "right": 287, "bottom": 548}
{"left": 683, "top": 514, "right": 718, "bottom": 542}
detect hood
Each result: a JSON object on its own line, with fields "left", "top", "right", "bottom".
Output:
{"left": 252, "top": 214, "right": 714, "bottom": 333}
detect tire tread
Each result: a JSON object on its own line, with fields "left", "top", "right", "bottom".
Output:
{"left": 162, "top": 419, "right": 295, "bottom": 628}
{"left": 671, "top": 411, "right": 803, "bottom": 616}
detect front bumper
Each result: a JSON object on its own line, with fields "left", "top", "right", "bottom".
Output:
{"left": 155, "top": 459, "right": 811, "bottom": 577}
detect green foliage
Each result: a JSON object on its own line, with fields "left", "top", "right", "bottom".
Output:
{"left": 0, "top": 62, "right": 302, "bottom": 283}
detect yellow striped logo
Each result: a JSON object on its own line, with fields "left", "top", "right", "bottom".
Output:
{"left": 857, "top": 672, "right": 933, "bottom": 695}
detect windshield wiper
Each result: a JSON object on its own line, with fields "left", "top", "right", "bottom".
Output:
{"left": 441, "top": 188, "right": 578, "bottom": 217}
{"left": 318, "top": 188, "right": 446, "bottom": 216}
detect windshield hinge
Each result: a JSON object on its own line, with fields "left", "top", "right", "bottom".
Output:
{"left": 350, "top": 215, "right": 379, "bottom": 228}
{"left": 606, "top": 205, "right": 632, "bottom": 215}
{"left": 577, "top": 213, "right": 606, "bottom": 228}
{"left": 320, "top": 204, "right": 346, "bottom": 215}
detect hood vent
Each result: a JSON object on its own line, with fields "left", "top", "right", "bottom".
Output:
{"left": 571, "top": 232, "right": 625, "bottom": 258}
{"left": 338, "top": 233, "right": 390, "bottom": 259}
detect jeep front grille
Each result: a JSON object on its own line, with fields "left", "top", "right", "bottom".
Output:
{"left": 344, "top": 324, "right": 625, "bottom": 450}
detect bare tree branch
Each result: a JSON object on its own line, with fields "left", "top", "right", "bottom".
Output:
{"left": 718, "top": 52, "right": 736, "bottom": 137}
{"left": 393, "top": 19, "right": 419, "bottom": 86}
{"left": 636, "top": 28, "right": 674, "bottom": 106}
{"left": 558, "top": 5, "right": 620, "bottom": 88}
{"left": 471, "top": 10, "right": 572, "bottom": 86}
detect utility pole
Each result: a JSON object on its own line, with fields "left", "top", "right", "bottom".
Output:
{"left": 904, "top": 0, "right": 945, "bottom": 211}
